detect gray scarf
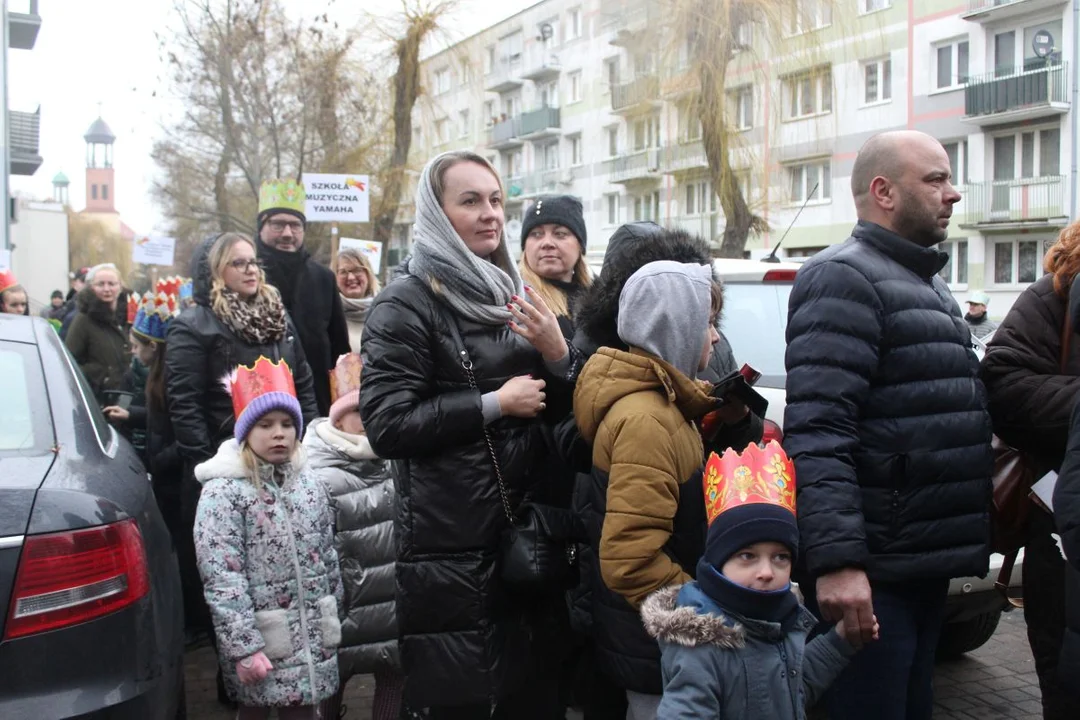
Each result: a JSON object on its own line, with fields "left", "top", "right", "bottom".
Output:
{"left": 408, "top": 152, "right": 524, "bottom": 325}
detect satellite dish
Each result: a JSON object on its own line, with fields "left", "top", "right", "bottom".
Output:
{"left": 1032, "top": 29, "right": 1055, "bottom": 58}
{"left": 539, "top": 23, "right": 553, "bottom": 41}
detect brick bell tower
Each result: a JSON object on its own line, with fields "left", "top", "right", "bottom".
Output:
{"left": 84, "top": 115, "right": 116, "bottom": 213}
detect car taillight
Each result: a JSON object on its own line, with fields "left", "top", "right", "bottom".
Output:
{"left": 763, "top": 419, "right": 784, "bottom": 444}
{"left": 763, "top": 269, "right": 797, "bottom": 282}
{"left": 4, "top": 518, "right": 150, "bottom": 640}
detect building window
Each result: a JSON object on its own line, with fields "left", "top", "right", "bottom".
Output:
{"left": 862, "top": 57, "right": 892, "bottom": 105}
{"left": 484, "top": 46, "right": 496, "bottom": 74}
{"left": 102, "top": 185, "right": 109, "bottom": 201}
{"left": 434, "top": 68, "right": 450, "bottom": 95}
{"left": 934, "top": 38, "right": 970, "bottom": 91}
{"left": 484, "top": 100, "right": 496, "bottom": 126}
{"left": 542, "top": 142, "right": 559, "bottom": 171}
{"left": 569, "top": 71, "right": 583, "bottom": 103}
{"left": 632, "top": 115, "right": 660, "bottom": 151}
{"left": 684, "top": 181, "right": 718, "bottom": 215}
{"left": 460, "top": 62, "right": 472, "bottom": 86}
{"left": 92, "top": 184, "right": 98, "bottom": 200}
{"left": 993, "top": 239, "right": 1041, "bottom": 285}
{"left": 861, "top": 0, "right": 890, "bottom": 13}
{"left": 569, "top": 8, "right": 582, "bottom": 39}
{"left": 942, "top": 140, "right": 969, "bottom": 185}
{"left": 785, "top": 0, "right": 831, "bottom": 36}
{"left": 735, "top": 20, "right": 753, "bottom": 50}
{"left": 459, "top": 110, "right": 470, "bottom": 138}
{"left": 633, "top": 191, "right": 661, "bottom": 222}
{"left": 604, "top": 58, "right": 619, "bottom": 94}
{"left": 570, "top": 134, "right": 583, "bottom": 166}
{"left": 784, "top": 67, "right": 832, "bottom": 120}
{"left": 993, "top": 127, "right": 1061, "bottom": 181}
{"left": 436, "top": 118, "right": 450, "bottom": 145}
{"left": 730, "top": 86, "right": 753, "bottom": 130}
{"left": 607, "top": 127, "right": 619, "bottom": 157}
{"left": 605, "top": 193, "right": 619, "bottom": 226}
{"left": 788, "top": 159, "right": 831, "bottom": 203}
{"left": 939, "top": 239, "right": 969, "bottom": 286}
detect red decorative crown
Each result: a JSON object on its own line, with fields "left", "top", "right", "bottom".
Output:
{"left": 0, "top": 268, "right": 18, "bottom": 295}
{"left": 703, "top": 441, "right": 796, "bottom": 526}
{"left": 126, "top": 292, "right": 141, "bottom": 325}
{"left": 329, "top": 353, "right": 363, "bottom": 404}
{"left": 228, "top": 356, "right": 298, "bottom": 422}
{"left": 155, "top": 275, "right": 184, "bottom": 299}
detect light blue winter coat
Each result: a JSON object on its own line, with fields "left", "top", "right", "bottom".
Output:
{"left": 641, "top": 583, "right": 853, "bottom": 719}
{"left": 194, "top": 439, "right": 343, "bottom": 707}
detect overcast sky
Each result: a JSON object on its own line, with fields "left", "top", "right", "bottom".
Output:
{"left": 8, "top": 0, "right": 537, "bottom": 235}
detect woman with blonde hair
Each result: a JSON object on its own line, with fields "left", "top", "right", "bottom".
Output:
{"left": 334, "top": 247, "right": 381, "bottom": 351}
{"left": 518, "top": 194, "right": 592, "bottom": 340}
{"left": 166, "top": 232, "right": 319, "bottom": 704}
{"left": 982, "top": 222, "right": 1080, "bottom": 718}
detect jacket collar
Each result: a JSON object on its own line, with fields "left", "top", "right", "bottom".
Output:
{"left": 629, "top": 348, "right": 717, "bottom": 421}
{"left": 852, "top": 220, "right": 949, "bottom": 280}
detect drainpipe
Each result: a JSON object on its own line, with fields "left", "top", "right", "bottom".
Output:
{"left": 1072, "top": 0, "right": 1079, "bottom": 219}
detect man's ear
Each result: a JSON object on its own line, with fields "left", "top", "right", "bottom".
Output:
{"left": 869, "top": 176, "right": 895, "bottom": 211}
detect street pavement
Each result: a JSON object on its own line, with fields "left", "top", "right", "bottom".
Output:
{"left": 185, "top": 608, "right": 1045, "bottom": 719}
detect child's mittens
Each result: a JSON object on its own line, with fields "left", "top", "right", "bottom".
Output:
{"left": 236, "top": 650, "right": 274, "bottom": 685}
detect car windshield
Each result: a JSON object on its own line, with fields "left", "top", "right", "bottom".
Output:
{"left": 720, "top": 282, "right": 792, "bottom": 388}
{"left": 0, "top": 341, "right": 52, "bottom": 455}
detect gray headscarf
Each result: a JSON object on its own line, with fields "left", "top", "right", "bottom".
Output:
{"left": 408, "top": 152, "right": 524, "bottom": 325}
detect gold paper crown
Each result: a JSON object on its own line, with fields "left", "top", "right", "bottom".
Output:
{"left": 329, "top": 352, "right": 363, "bottom": 404}
{"left": 259, "top": 178, "right": 306, "bottom": 216}
{"left": 703, "top": 441, "right": 796, "bottom": 526}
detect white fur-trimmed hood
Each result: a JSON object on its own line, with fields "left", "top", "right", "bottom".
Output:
{"left": 640, "top": 585, "right": 745, "bottom": 649}
{"left": 194, "top": 439, "right": 246, "bottom": 484}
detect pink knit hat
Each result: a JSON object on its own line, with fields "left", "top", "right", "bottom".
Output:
{"left": 328, "top": 353, "right": 362, "bottom": 427}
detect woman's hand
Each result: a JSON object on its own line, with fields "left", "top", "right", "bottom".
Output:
{"left": 507, "top": 286, "right": 569, "bottom": 363}
{"left": 103, "top": 406, "right": 130, "bottom": 423}
{"left": 236, "top": 651, "right": 273, "bottom": 685}
{"left": 496, "top": 375, "right": 547, "bottom": 418}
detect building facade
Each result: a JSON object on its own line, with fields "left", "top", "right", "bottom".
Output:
{"left": 406, "top": 0, "right": 1076, "bottom": 317}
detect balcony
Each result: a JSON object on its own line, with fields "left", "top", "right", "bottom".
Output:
{"left": 485, "top": 57, "right": 524, "bottom": 93}
{"left": 665, "top": 213, "right": 721, "bottom": 241}
{"left": 602, "top": 0, "right": 661, "bottom": 47}
{"left": 662, "top": 140, "right": 709, "bottom": 174}
{"left": 518, "top": 106, "right": 561, "bottom": 141}
{"left": 9, "top": 107, "right": 41, "bottom": 176}
{"left": 962, "top": 0, "right": 1067, "bottom": 23}
{"left": 522, "top": 52, "right": 562, "bottom": 82}
{"left": 964, "top": 62, "right": 1069, "bottom": 125}
{"left": 607, "top": 148, "right": 662, "bottom": 184}
{"left": 486, "top": 116, "right": 524, "bottom": 150}
{"left": 612, "top": 75, "right": 660, "bottom": 113}
{"left": 8, "top": 0, "right": 41, "bottom": 50}
{"left": 961, "top": 176, "right": 1068, "bottom": 230}
{"left": 519, "top": 170, "right": 567, "bottom": 200}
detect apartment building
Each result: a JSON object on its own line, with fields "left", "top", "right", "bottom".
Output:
{"left": 405, "top": 0, "right": 1076, "bottom": 313}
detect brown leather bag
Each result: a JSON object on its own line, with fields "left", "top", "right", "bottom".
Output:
{"left": 990, "top": 307, "right": 1073, "bottom": 607}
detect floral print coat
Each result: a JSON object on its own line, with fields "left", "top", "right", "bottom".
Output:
{"left": 194, "top": 439, "right": 343, "bottom": 707}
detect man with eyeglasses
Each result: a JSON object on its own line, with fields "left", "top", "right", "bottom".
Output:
{"left": 256, "top": 178, "right": 351, "bottom": 415}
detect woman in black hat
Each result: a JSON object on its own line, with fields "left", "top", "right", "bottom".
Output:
{"left": 519, "top": 195, "right": 593, "bottom": 340}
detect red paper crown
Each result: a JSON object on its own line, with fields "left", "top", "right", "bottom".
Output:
{"left": 228, "top": 356, "right": 298, "bottom": 422}
{"left": 703, "top": 441, "right": 796, "bottom": 526}
{"left": 155, "top": 275, "right": 184, "bottom": 299}
{"left": 0, "top": 268, "right": 18, "bottom": 295}
{"left": 126, "top": 292, "right": 141, "bottom": 325}
{"left": 329, "top": 352, "right": 363, "bottom": 404}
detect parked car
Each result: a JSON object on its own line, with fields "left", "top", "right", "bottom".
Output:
{"left": 714, "top": 258, "right": 1019, "bottom": 657}
{"left": 0, "top": 315, "right": 185, "bottom": 718}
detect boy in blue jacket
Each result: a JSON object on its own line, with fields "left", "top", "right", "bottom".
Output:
{"left": 642, "top": 442, "right": 877, "bottom": 718}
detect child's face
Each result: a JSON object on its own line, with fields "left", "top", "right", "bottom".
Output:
{"left": 698, "top": 323, "right": 720, "bottom": 372}
{"left": 1, "top": 290, "right": 27, "bottom": 315}
{"left": 335, "top": 410, "right": 365, "bottom": 436}
{"left": 721, "top": 541, "right": 793, "bottom": 592}
{"left": 247, "top": 410, "right": 297, "bottom": 464}
{"left": 129, "top": 333, "right": 157, "bottom": 366}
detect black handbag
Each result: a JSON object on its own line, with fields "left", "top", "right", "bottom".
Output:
{"left": 440, "top": 305, "right": 579, "bottom": 589}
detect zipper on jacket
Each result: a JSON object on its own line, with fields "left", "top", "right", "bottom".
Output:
{"left": 269, "top": 473, "right": 320, "bottom": 701}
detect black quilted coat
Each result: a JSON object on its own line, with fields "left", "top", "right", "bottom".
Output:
{"left": 783, "top": 221, "right": 993, "bottom": 584}
{"left": 358, "top": 274, "right": 578, "bottom": 708}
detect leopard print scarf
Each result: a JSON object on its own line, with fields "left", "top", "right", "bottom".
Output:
{"left": 214, "top": 287, "right": 287, "bottom": 346}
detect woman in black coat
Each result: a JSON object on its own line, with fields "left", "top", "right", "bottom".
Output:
{"left": 65, "top": 264, "right": 131, "bottom": 405}
{"left": 359, "top": 150, "right": 580, "bottom": 718}
{"left": 165, "top": 232, "right": 319, "bottom": 643}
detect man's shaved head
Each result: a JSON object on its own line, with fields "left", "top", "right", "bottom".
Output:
{"left": 850, "top": 132, "right": 920, "bottom": 199}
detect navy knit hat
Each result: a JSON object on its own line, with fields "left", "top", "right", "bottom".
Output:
{"left": 521, "top": 195, "right": 587, "bottom": 251}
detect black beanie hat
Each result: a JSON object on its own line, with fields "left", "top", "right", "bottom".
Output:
{"left": 521, "top": 195, "right": 587, "bottom": 252}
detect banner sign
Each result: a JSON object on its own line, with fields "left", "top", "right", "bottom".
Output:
{"left": 133, "top": 236, "right": 176, "bottom": 266}
{"left": 302, "top": 173, "right": 371, "bottom": 223}
{"left": 339, "top": 238, "right": 383, "bottom": 274}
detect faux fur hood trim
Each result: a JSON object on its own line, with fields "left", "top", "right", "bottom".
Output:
{"left": 76, "top": 285, "right": 126, "bottom": 326}
{"left": 195, "top": 439, "right": 246, "bottom": 483}
{"left": 641, "top": 585, "right": 745, "bottom": 649}
{"left": 303, "top": 418, "right": 378, "bottom": 462}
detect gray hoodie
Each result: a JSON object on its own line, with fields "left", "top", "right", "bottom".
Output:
{"left": 617, "top": 260, "right": 712, "bottom": 380}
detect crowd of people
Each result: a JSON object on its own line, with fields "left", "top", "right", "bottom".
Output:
{"left": 7, "top": 129, "right": 1080, "bottom": 720}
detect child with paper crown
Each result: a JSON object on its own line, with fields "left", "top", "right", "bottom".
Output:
{"left": 641, "top": 442, "right": 877, "bottom": 719}
{"left": 303, "top": 353, "right": 405, "bottom": 720}
{"left": 193, "top": 357, "right": 342, "bottom": 717}
{"left": 0, "top": 269, "right": 28, "bottom": 315}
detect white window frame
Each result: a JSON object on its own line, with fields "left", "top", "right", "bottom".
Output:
{"left": 991, "top": 126, "right": 1062, "bottom": 180}
{"left": 569, "top": 71, "right": 583, "bottom": 103}
{"left": 434, "top": 68, "right": 450, "bottom": 95}
{"left": 735, "top": 20, "right": 753, "bottom": 51}
{"left": 459, "top": 109, "right": 470, "bottom": 139}
{"left": 484, "top": 100, "right": 496, "bottom": 127}
{"left": 542, "top": 142, "right": 560, "bottom": 171}
{"left": 460, "top": 62, "right": 472, "bottom": 86}
{"left": 632, "top": 115, "right": 661, "bottom": 152}
{"left": 633, "top": 191, "right": 661, "bottom": 222}
{"left": 485, "top": 46, "right": 496, "bottom": 74}
{"left": 788, "top": 159, "right": 832, "bottom": 205}
{"left": 941, "top": 140, "right": 969, "bottom": 186}
{"left": 932, "top": 38, "right": 970, "bottom": 92}
{"left": 605, "top": 193, "right": 620, "bottom": 226}
{"left": 860, "top": 0, "right": 891, "bottom": 14}
{"left": 606, "top": 126, "right": 619, "bottom": 158}
{"left": 938, "top": 239, "right": 969, "bottom": 288}
{"left": 990, "top": 238, "right": 1045, "bottom": 287}
{"left": 569, "top": 134, "right": 583, "bottom": 166}
{"left": 784, "top": 0, "right": 832, "bottom": 37}
{"left": 731, "top": 86, "right": 753, "bottom": 130}
{"left": 568, "top": 7, "right": 582, "bottom": 39}
{"left": 861, "top": 57, "right": 892, "bottom": 106}
{"left": 435, "top": 118, "right": 450, "bottom": 145}
{"left": 683, "top": 180, "right": 718, "bottom": 216}
{"left": 784, "top": 67, "right": 832, "bottom": 120}
{"left": 603, "top": 58, "right": 619, "bottom": 95}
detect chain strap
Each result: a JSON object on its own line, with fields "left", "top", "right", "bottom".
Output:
{"left": 456, "top": 350, "right": 517, "bottom": 524}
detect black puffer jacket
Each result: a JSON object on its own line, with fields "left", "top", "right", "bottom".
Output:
{"left": 257, "top": 239, "right": 351, "bottom": 416}
{"left": 783, "top": 221, "right": 992, "bottom": 583}
{"left": 166, "top": 237, "right": 319, "bottom": 467}
{"left": 981, "top": 273, "right": 1080, "bottom": 475}
{"left": 358, "top": 274, "right": 576, "bottom": 709}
